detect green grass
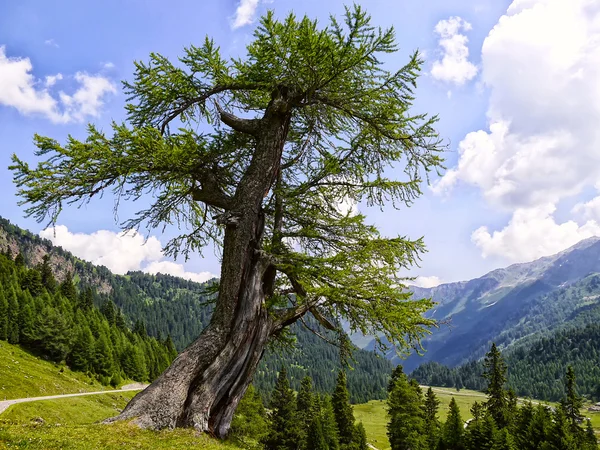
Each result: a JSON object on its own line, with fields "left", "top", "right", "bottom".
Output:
{"left": 0, "top": 422, "right": 242, "bottom": 449}
{"left": 0, "top": 341, "right": 106, "bottom": 400}
{"left": 2, "top": 392, "right": 138, "bottom": 425}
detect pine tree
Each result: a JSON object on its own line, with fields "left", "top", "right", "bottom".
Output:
{"left": 0, "top": 288, "right": 8, "bottom": 340}
{"left": 560, "top": 366, "right": 584, "bottom": 435}
{"left": 230, "top": 385, "right": 269, "bottom": 448}
{"left": 297, "top": 375, "right": 316, "bottom": 446}
{"left": 100, "top": 300, "right": 117, "bottom": 326}
{"left": 6, "top": 287, "right": 19, "bottom": 344}
{"left": 546, "top": 407, "right": 577, "bottom": 450}
{"left": 583, "top": 419, "right": 598, "bottom": 450}
{"left": 14, "top": 253, "right": 25, "bottom": 267}
{"left": 307, "top": 417, "right": 328, "bottom": 450}
{"left": 39, "top": 254, "right": 56, "bottom": 293}
{"left": 264, "top": 367, "right": 299, "bottom": 450}
{"left": 387, "top": 369, "right": 425, "bottom": 450}
{"left": 332, "top": 371, "right": 356, "bottom": 449}
{"left": 79, "top": 287, "right": 94, "bottom": 310}
{"left": 164, "top": 335, "right": 178, "bottom": 360}
{"left": 321, "top": 396, "right": 341, "bottom": 450}
{"left": 512, "top": 401, "right": 534, "bottom": 450}
{"left": 69, "top": 325, "right": 94, "bottom": 371}
{"left": 441, "top": 397, "right": 464, "bottom": 450}
{"left": 423, "top": 387, "right": 441, "bottom": 450}
{"left": 483, "top": 343, "right": 509, "bottom": 428}
{"left": 354, "top": 422, "right": 368, "bottom": 450}
{"left": 60, "top": 272, "right": 77, "bottom": 303}
{"left": 492, "top": 428, "right": 515, "bottom": 450}
{"left": 94, "top": 332, "right": 115, "bottom": 379}
{"left": 526, "top": 405, "right": 552, "bottom": 450}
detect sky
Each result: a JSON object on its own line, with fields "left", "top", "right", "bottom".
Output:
{"left": 1, "top": 0, "right": 600, "bottom": 288}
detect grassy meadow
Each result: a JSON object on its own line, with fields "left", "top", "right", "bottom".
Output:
{"left": 0, "top": 341, "right": 107, "bottom": 400}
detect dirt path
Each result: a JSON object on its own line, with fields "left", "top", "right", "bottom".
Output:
{"left": 0, "top": 384, "right": 147, "bottom": 415}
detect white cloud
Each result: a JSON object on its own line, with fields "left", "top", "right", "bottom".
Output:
{"left": 45, "top": 73, "right": 63, "bottom": 88}
{"left": 232, "top": 0, "right": 260, "bottom": 29}
{"left": 0, "top": 46, "right": 115, "bottom": 123}
{"left": 412, "top": 276, "right": 443, "bottom": 288}
{"left": 44, "top": 39, "right": 59, "bottom": 48}
{"left": 434, "top": 0, "right": 600, "bottom": 261}
{"left": 430, "top": 16, "right": 478, "bottom": 85}
{"left": 472, "top": 204, "right": 600, "bottom": 262}
{"left": 103, "top": 62, "right": 115, "bottom": 69}
{"left": 144, "top": 261, "right": 216, "bottom": 283}
{"left": 39, "top": 225, "right": 216, "bottom": 283}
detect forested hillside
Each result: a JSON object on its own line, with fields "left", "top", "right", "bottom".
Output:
{"left": 0, "top": 249, "right": 176, "bottom": 386}
{"left": 0, "top": 217, "right": 391, "bottom": 401}
{"left": 412, "top": 321, "right": 600, "bottom": 402}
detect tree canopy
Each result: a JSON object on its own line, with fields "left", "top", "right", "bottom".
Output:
{"left": 11, "top": 6, "right": 443, "bottom": 355}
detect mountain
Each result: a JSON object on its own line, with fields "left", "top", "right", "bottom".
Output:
{"left": 0, "top": 217, "right": 392, "bottom": 402}
{"left": 354, "top": 237, "right": 600, "bottom": 372}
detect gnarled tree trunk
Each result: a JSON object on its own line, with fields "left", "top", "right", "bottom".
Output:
{"left": 108, "top": 91, "right": 298, "bottom": 438}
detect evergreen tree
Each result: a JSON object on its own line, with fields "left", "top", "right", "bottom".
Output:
{"left": 100, "top": 300, "right": 117, "bottom": 326}
{"left": 94, "top": 332, "right": 114, "bottom": 379}
{"left": 583, "top": 420, "right": 598, "bottom": 450}
{"left": 387, "top": 369, "right": 425, "bottom": 450}
{"left": 354, "top": 422, "right": 368, "bottom": 450}
{"left": 441, "top": 397, "right": 464, "bottom": 450}
{"left": 39, "top": 254, "right": 56, "bottom": 293}
{"left": 526, "top": 405, "right": 552, "bottom": 450}
{"left": 298, "top": 375, "right": 316, "bottom": 447}
{"left": 546, "top": 407, "right": 577, "bottom": 450}
{"left": 0, "top": 289, "right": 8, "bottom": 340}
{"left": 230, "top": 385, "right": 268, "bottom": 449}
{"left": 69, "top": 325, "right": 94, "bottom": 371}
{"left": 164, "top": 335, "right": 178, "bottom": 360}
{"left": 560, "top": 366, "right": 584, "bottom": 435}
{"left": 79, "top": 287, "right": 94, "bottom": 310}
{"left": 492, "top": 428, "right": 515, "bottom": 450}
{"left": 423, "top": 387, "right": 441, "bottom": 450}
{"left": 264, "top": 367, "right": 299, "bottom": 450}
{"left": 14, "top": 253, "right": 24, "bottom": 267}
{"left": 332, "top": 371, "right": 356, "bottom": 449}
{"left": 321, "top": 396, "right": 341, "bottom": 450}
{"left": 483, "top": 343, "right": 509, "bottom": 428}
{"left": 6, "top": 287, "right": 19, "bottom": 344}
{"left": 307, "top": 417, "right": 328, "bottom": 450}
{"left": 513, "top": 401, "right": 534, "bottom": 450}
{"left": 60, "top": 272, "right": 77, "bottom": 303}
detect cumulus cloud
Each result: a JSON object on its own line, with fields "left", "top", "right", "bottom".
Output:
{"left": 144, "top": 261, "right": 216, "bottom": 283}
{"left": 232, "top": 0, "right": 260, "bottom": 29}
{"left": 430, "top": 16, "right": 478, "bottom": 85}
{"left": 39, "top": 225, "right": 216, "bottom": 283}
{"left": 0, "top": 46, "right": 115, "bottom": 123}
{"left": 412, "top": 276, "right": 443, "bottom": 288}
{"left": 434, "top": 0, "right": 600, "bottom": 261}
{"left": 472, "top": 204, "right": 600, "bottom": 262}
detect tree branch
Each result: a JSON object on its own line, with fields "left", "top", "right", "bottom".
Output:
{"left": 214, "top": 102, "right": 260, "bottom": 135}
{"left": 159, "top": 83, "right": 265, "bottom": 135}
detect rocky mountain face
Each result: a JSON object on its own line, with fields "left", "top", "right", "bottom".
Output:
{"left": 356, "top": 237, "right": 600, "bottom": 371}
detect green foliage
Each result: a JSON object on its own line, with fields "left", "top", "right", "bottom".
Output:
{"left": 441, "top": 397, "right": 464, "bottom": 450}
{"left": 230, "top": 385, "right": 269, "bottom": 449}
{"left": 264, "top": 367, "right": 299, "bottom": 450}
{"left": 0, "top": 250, "right": 175, "bottom": 386}
{"left": 423, "top": 387, "right": 441, "bottom": 450}
{"left": 10, "top": 5, "right": 444, "bottom": 363}
{"left": 333, "top": 371, "right": 356, "bottom": 449}
{"left": 386, "top": 370, "right": 425, "bottom": 450}
{"left": 483, "top": 343, "right": 509, "bottom": 428}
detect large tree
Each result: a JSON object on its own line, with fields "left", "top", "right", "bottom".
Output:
{"left": 10, "top": 6, "right": 443, "bottom": 437}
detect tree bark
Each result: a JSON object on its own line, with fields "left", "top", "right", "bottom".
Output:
{"left": 107, "top": 90, "right": 296, "bottom": 437}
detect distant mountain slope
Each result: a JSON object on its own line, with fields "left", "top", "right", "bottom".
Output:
{"left": 0, "top": 217, "right": 391, "bottom": 402}
{"left": 356, "top": 237, "right": 600, "bottom": 372}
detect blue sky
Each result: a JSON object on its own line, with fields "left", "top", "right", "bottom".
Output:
{"left": 2, "top": 0, "right": 600, "bottom": 287}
